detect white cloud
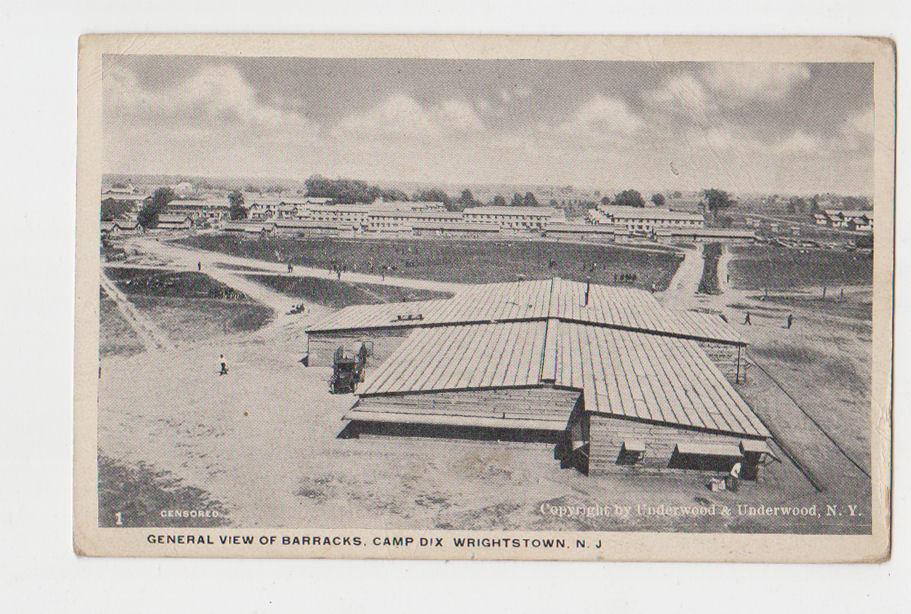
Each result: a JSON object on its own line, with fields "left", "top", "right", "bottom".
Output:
{"left": 556, "top": 95, "right": 642, "bottom": 138}
{"left": 777, "top": 129, "right": 822, "bottom": 153}
{"left": 643, "top": 71, "right": 713, "bottom": 123}
{"left": 104, "top": 63, "right": 319, "bottom": 141}
{"left": 514, "top": 85, "right": 532, "bottom": 99}
{"left": 336, "top": 94, "right": 484, "bottom": 138}
{"left": 848, "top": 107, "right": 874, "bottom": 135}
{"left": 438, "top": 99, "right": 485, "bottom": 132}
{"left": 703, "top": 63, "right": 811, "bottom": 103}
{"left": 684, "top": 124, "right": 765, "bottom": 153}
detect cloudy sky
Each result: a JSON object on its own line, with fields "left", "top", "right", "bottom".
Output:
{"left": 103, "top": 55, "right": 874, "bottom": 195}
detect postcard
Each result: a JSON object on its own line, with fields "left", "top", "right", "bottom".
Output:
{"left": 75, "top": 34, "right": 893, "bottom": 560}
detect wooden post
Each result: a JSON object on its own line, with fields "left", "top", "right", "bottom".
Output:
{"left": 735, "top": 346, "right": 741, "bottom": 384}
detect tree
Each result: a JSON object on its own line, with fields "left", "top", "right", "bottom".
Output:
{"left": 510, "top": 193, "right": 523, "bottom": 207}
{"left": 380, "top": 189, "right": 409, "bottom": 202}
{"left": 787, "top": 196, "right": 808, "bottom": 215}
{"left": 305, "top": 175, "right": 332, "bottom": 198}
{"left": 492, "top": 194, "right": 506, "bottom": 207}
{"left": 600, "top": 196, "right": 612, "bottom": 207}
{"left": 701, "top": 188, "right": 734, "bottom": 222}
{"left": 613, "top": 189, "right": 645, "bottom": 208}
{"left": 229, "top": 191, "right": 247, "bottom": 220}
{"left": 137, "top": 187, "right": 175, "bottom": 229}
{"left": 523, "top": 192, "right": 538, "bottom": 208}
{"left": 809, "top": 196, "right": 822, "bottom": 216}
{"left": 453, "top": 189, "right": 479, "bottom": 212}
{"left": 651, "top": 193, "right": 666, "bottom": 207}
{"left": 414, "top": 188, "right": 451, "bottom": 205}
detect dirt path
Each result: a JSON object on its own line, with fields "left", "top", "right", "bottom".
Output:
{"left": 125, "top": 237, "right": 466, "bottom": 295}
{"left": 717, "top": 244, "right": 732, "bottom": 294}
{"left": 660, "top": 244, "right": 703, "bottom": 310}
{"left": 117, "top": 236, "right": 464, "bottom": 343}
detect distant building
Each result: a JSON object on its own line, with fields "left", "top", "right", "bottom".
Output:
{"left": 165, "top": 197, "right": 231, "bottom": 224}
{"left": 222, "top": 221, "right": 275, "bottom": 236}
{"left": 103, "top": 183, "right": 139, "bottom": 196}
{"left": 410, "top": 221, "right": 501, "bottom": 238}
{"left": 596, "top": 205, "right": 704, "bottom": 232}
{"left": 272, "top": 219, "right": 354, "bottom": 237}
{"left": 100, "top": 219, "right": 142, "bottom": 238}
{"left": 367, "top": 210, "right": 462, "bottom": 232}
{"left": 823, "top": 209, "right": 874, "bottom": 231}
{"left": 306, "top": 203, "right": 373, "bottom": 228}
{"left": 462, "top": 206, "right": 564, "bottom": 230}
{"left": 299, "top": 200, "right": 447, "bottom": 230}
{"left": 587, "top": 208, "right": 610, "bottom": 225}
{"left": 663, "top": 198, "right": 704, "bottom": 214}
{"left": 172, "top": 181, "right": 196, "bottom": 198}
{"left": 154, "top": 214, "right": 193, "bottom": 231}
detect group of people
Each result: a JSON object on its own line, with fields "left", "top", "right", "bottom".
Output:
{"left": 742, "top": 312, "right": 794, "bottom": 328}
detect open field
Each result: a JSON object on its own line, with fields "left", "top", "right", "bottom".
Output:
{"left": 99, "top": 289, "right": 145, "bottom": 358}
{"left": 94, "top": 239, "right": 873, "bottom": 534}
{"left": 732, "top": 288, "right": 873, "bottom": 474}
{"left": 99, "top": 342, "right": 848, "bottom": 533}
{"left": 104, "top": 267, "right": 273, "bottom": 344}
{"left": 246, "top": 274, "right": 453, "bottom": 310}
{"left": 177, "top": 235, "right": 684, "bottom": 290}
{"left": 728, "top": 245, "right": 873, "bottom": 290}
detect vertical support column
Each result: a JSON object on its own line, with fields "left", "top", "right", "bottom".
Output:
{"left": 735, "top": 345, "right": 742, "bottom": 384}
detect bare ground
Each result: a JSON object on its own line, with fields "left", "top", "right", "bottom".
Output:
{"left": 96, "top": 239, "right": 874, "bottom": 534}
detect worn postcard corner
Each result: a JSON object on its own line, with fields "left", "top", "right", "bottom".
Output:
{"left": 74, "top": 34, "right": 894, "bottom": 562}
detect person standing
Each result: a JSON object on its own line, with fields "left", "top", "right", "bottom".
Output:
{"left": 744, "top": 312, "right": 751, "bottom": 325}
{"left": 727, "top": 462, "right": 741, "bottom": 492}
{"left": 786, "top": 313, "right": 793, "bottom": 329}
{"left": 219, "top": 354, "right": 228, "bottom": 376}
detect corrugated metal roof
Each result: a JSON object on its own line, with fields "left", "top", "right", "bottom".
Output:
{"left": 357, "top": 318, "right": 764, "bottom": 437}
{"left": 598, "top": 206, "right": 705, "bottom": 221}
{"left": 307, "top": 277, "right": 743, "bottom": 345}
{"left": 308, "top": 280, "right": 552, "bottom": 333}
{"left": 552, "top": 322, "right": 767, "bottom": 437}
{"left": 360, "top": 320, "right": 548, "bottom": 395}
{"left": 550, "top": 278, "right": 743, "bottom": 344}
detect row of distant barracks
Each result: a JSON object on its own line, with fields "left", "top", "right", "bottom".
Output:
{"left": 307, "top": 277, "right": 784, "bottom": 482}
{"left": 101, "top": 188, "right": 757, "bottom": 242}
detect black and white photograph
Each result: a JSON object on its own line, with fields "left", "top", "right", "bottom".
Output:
{"left": 73, "top": 35, "right": 894, "bottom": 561}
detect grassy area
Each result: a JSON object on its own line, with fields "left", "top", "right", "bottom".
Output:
{"left": 750, "top": 292, "right": 872, "bottom": 332}
{"left": 735, "top": 289, "right": 872, "bottom": 475}
{"left": 106, "top": 267, "right": 253, "bottom": 301}
{"left": 98, "top": 455, "right": 230, "bottom": 527}
{"left": 177, "top": 235, "right": 683, "bottom": 290}
{"left": 246, "top": 274, "right": 454, "bottom": 309}
{"left": 728, "top": 245, "right": 872, "bottom": 290}
{"left": 99, "top": 289, "right": 145, "bottom": 358}
{"left": 103, "top": 267, "right": 273, "bottom": 343}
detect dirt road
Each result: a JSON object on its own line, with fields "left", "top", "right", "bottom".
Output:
{"left": 660, "top": 244, "right": 703, "bottom": 310}
{"left": 124, "top": 237, "right": 466, "bottom": 295}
